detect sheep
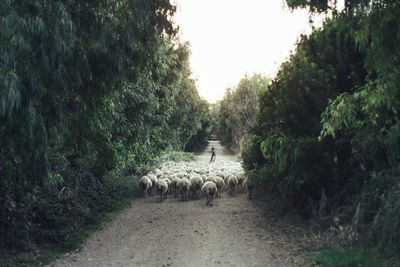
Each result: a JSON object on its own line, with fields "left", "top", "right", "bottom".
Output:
{"left": 138, "top": 176, "right": 152, "bottom": 198}
{"left": 227, "top": 175, "right": 238, "bottom": 196}
{"left": 202, "top": 181, "right": 218, "bottom": 206}
{"left": 223, "top": 175, "right": 231, "bottom": 187}
{"left": 148, "top": 173, "right": 157, "bottom": 181}
{"left": 189, "top": 175, "right": 204, "bottom": 199}
{"left": 143, "top": 159, "right": 245, "bottom": 201}
{"left": 216, "top": 172, "right": 225, "bottom": 179}
{"left": 170, "top": 177, "right": 180, "bottom": 197}
{"left": 147, "top": 174, "right": 158, "bottom": 195}
{"left": 177, "top": 177, "right": 191, "bottom": 201}
{"left": 214, "top": 176, "right": 225, "bottom": 198}
{"left": 190, "top": 172, "right": 202, "bottom": 179}
{"left": 154, "top": 168, "right": 163, "bottom": 178}
{"left": 162, "top": 178, "right": 171, "bottom": 194}
{"left": 236, "top": 171, "right": 245, "bottom": 192}
{"left": 200, "top": 174, "right": 208, "bottom": 182}
{"left": 155, "top": 179, "right": 168, "bottom": 202}
{"left": 205, "top": 176, "right": 216, "bottom": 183}
{"left": 177, "top": 172, "right": 186, "bottom": 178}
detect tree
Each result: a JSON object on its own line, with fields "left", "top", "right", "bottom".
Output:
{"left": 215, "top": 74, "right": 270, "bottom": 152}
{"left": 243, "top": 0, "right": 400, "bottom": 252}
{"left": 0, "top": 0, "right": 209, "bottom": 250}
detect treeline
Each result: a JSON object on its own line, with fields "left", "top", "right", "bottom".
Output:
{"left": 219, "top": 0, "right": 399, "bottom": 254}
{"left": 211, "top": 74, "right": 270, "bottom": 152}
{"left": 0, "top": 0, "right": 209, "bottom": 251}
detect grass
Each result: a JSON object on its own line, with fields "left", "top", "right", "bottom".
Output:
{"left": 159, "top": 150, "right": 196, "bottom": 162}
{"left": 66, "top": 196, "right": 136, "bottom": 249}
{"left": 311, "top": 247, "right": 398, "bottom": 267}
{"left": 3, "top": 195, "right": 137, "bottom": 267}
{"left": 10, "top": 247, "right": 67, "bottom": 267}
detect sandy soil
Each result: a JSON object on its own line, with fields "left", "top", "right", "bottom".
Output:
{"left": 48, "top": 191, "right": 313, "bottom": 267}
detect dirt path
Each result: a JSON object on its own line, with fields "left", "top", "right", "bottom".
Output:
{"left": 49, "top": 192, "right": 311, "bottom": 267}
{"left": 49, "top": 142, "right": 313, "bottom": 267}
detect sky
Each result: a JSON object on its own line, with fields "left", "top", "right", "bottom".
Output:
{"left": 172, "top": 0, "right": 322, "bottom": 103}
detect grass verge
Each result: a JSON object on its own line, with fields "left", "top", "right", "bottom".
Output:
{"left": 3, "top": 194, "right": 138, "bottom": 267}
{"left": 311, "top": 247, "right": 398, "bottom": 267}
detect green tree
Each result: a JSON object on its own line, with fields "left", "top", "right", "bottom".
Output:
{"left": 216, "top": 74, "right": 270, "bottom": 152}
{"left": 0, "top": 0, "right": 209, "bottom": 251}
{"left": 243, "top": 0, "right": 400, "bottom": 253}
{"left": 243, "top": 15, "right": 367, "bottom": 212}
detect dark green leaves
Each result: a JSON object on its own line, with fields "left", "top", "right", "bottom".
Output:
{"left": 0, "top": 0, "right": 209, "bottom": 251}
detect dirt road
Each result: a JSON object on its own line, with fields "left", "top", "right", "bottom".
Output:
{"left": 49, "top": 194, "right": 311, "bottom": 267}
{"left": 49, "top": 143, "right": 312, "bottom": 267}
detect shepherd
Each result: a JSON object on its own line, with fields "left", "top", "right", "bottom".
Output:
{"left": 210, "top": 147, "right": 216, "bottom": 163}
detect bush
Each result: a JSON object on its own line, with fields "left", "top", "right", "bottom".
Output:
{"left": 237, "top": 4, "right": 400, "bottom": 257}
{"left": 159, "top": 151, "right": 196, "bottom": 162}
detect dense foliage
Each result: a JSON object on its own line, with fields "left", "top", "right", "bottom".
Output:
{"left": 0, "top": 0, "right": 209, "bottom": 251}
{"left": 240, "top": 0, "right": 400, "bottom": 254}
{"left": 212, "top": 74, "right": 270, "bottom": 152}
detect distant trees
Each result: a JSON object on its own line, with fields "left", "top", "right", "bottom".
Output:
{"left": 0, "top": 0, "right": 209, "bottom": 250}
{"left": 212, "top": 74, "right": 270, "bottom": 152}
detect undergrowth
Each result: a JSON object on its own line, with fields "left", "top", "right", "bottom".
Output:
{"left": 1, "top": 182, "right": 139, "bottom": 267}
{"left": 311, "top": 247, "right": 398, "bottom": 267}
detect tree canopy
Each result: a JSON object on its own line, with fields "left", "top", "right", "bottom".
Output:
{"left": 212, "top": 74, "right": 270, "bottom": 152}
{"left": 238, "top": 0, "right": 400, "bottom": 253}
{"left": 0, "top": 0, "right": 210, "bottom": 250}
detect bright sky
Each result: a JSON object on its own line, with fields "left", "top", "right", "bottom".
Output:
{"left": 172, "top": 0, "right": 322, "bottom": 103}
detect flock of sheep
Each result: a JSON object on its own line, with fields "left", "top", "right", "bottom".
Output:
{"left": 138, "top": 160, "right": 253, "bottom": 206}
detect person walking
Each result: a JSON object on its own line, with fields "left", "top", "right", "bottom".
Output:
{"left": 210, "top": 147, "right": 216, "bottom": 163}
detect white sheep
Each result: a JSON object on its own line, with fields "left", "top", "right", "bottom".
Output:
{"left": 177, "top": 172, "right": 185, "bottom": 178}
{"left": 227, "top": 175, "right": 238, "bottom": 196}
{"left": 170, "top": 177, "right": 180, "bottom": 197}
{"left": 236, "top": 171, "right": 245, "bottom": 191}
{"left": 162, "top": 177, "right": 171, "bottom": 186}
{"left": 202, "top": 181, "right": 218, "bottom": 206}
{"left": 155, "top": 179, "right": 168, "bottom": 202}
{"left": 138, "top": 176, "right": 152, "bottom": 198}
{"left": 177, "top": 177, "right": 191, "bottom": 201}
{"left": 205, "top": 176, "right": 216, "bottom": 183}
{"left": 189, "top": 175, "right": 204, "bottom": 199}
{"left": 216, "top": 172, "right": 225, "bottom": 179}
{"left": 154, "top": 168, "right": 163, "bottom": 178}
{"left": 223, "top": 175, "right": 230, "bottom": 187}
{"left": 200, "top": 174, "right": 208, "bottom": 182}
{"left": 214, "top": 176, "right": 225, "bottom": 198}
{"left": 147, "top": 173, "right": 158, "bottom": 195}
{"left": 162, "top": 177, "right": 171, "bottom": 195}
